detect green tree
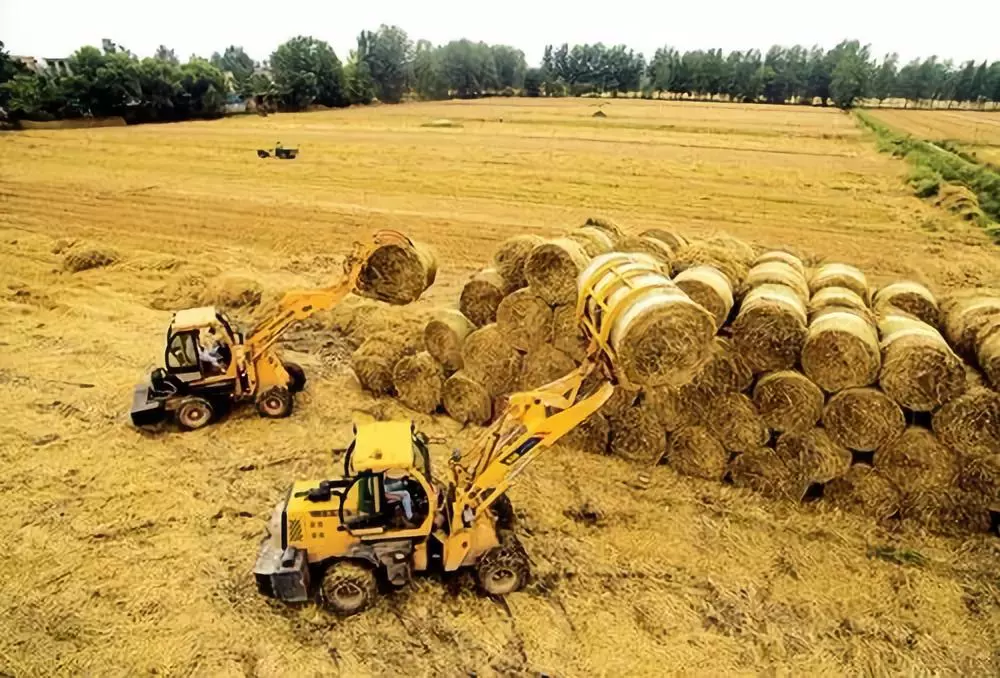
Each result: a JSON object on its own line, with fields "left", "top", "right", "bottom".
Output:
{"left": 357, "top": 25, "right": 412, "bottom": 103}
{"left": 210, "top": 45, "right": 255, "bottom": 96}
{"left": 411, "top": 40, "right": 447, "bottom": 100}
{"left": 175, "top": 58, "right": 227, "bottom": 117}
{"left": 62, "top": 46, "right": 141, "bottom": 117}
{"left": 829, "top": 41, "right": 873, "bottom": 109}
{"left": 344, "top": 52, "right": 376, "bottom": 105}
{"left": 137, "top": 57, "right": 181, "bottom": 121}
{"left": 154, "top": 45, "right": 179, "bottom": 65}
{"left": 523, "top": 67, "right": 543, "bottom": 97}
{"left": 491, "top": 45, "right": 527, "bottom": 90}
{"left": 270, "top": 36, "right": 347, "bottom": 109}
{"left": 969, "top": 61, "right": 989, "bottom": 107}
{"left": 872, "top": 53, "right": 898, "bottom": 105}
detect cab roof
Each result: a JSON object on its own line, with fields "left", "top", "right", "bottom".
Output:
{"left": 171, "top": 306, "right": 220, "bottom": 331}
{"left": 351, "top": 420, "right": 414, "bottom": 473}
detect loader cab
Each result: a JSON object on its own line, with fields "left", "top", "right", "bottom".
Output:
{"left": 164, "top": 306, "right": 239, "bottom": 377}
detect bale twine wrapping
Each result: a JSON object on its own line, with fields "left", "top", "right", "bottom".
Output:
{"left": 493, "top": 235, "right": 545, "bottom": 289}
{"left": 776, "top": 428, "right": 852, "bottom": 495}
{"left": 460, "top": 269, "right": 508, "bottom": 327}
{"left": 878, "top": 314, "right": 966, "bottom": 411}
{"left": 673, "top": 242, "right": 750, "bottom": 293}
{"left": 552, "top": 304, "right": 590, "bottom": 362}
{"left": 567, "top": 227, "right": 616, "bottom": 257}
{"left": 461, "top": 324, "right": 523, "bottom": 396}
{"left": 873, "top": 282, "right": 940, "bottom": 328}
{"left": 495, "top": 287, "right": 553, "bottom": 352}
{"left": 666, "top": 426, "right": 729, "bottom": 480}
{"left": 640, "top": 228, "right": 687, "bottom": 251}
{"left": 746, "top": 261, "right": 810, "bottom": 302}
{"left": 673, "top": 265, "right": 734, "bottom": 329}
{"left": 808, "top": 287, "right": 874, "bottom": 324}
{"left": 520, "top": 345, "right": 577, "bottom": 390}
{"left": 824, "top": 465, "right": 901, "bottom": 520}
{"left": 941, "top": 291, "right": 1000, "bottom": 358}
{"left": 704, "top": 392, "right": 769, "bottom": 453}
{"left": 442, "top": 371, "right": 492, "bottom": 425}
{"left": 809, "top": 263, "right": 870, "bottom": 305}
{"left": 608, "top": 404, "right": 666, "bottom": 463}
{"left": 932, "top": 387, "right": 1000, "bottom": 458}
{"left": 351, "top": 331, "right": 411, "bottom": 395}
{"left": 582, "top": 216, "right": 625, "bottom": 241}
{"left": 728, "top": 447, "right": 797, "bottom": 500}
{"left": 801, "top": 310, "right": 880, "bottom": 392}
{"left": 423, "top": 310, "right": 474, "bottom": 373}
{"left": 823, "top": 387, "right": 905, "bottom": 452}
{"left": 355, "top": 239, "right": 436, "bottom": 305}
{"left": 392, "top": 352, "right": 444, "bottom": 414}
{"left": 616, "top": 235, "right": 675, "bottom": 266}
{"left": 754, "top": 251, "right": 805, "bottom": 277}
{"left": 978, "top": 323, "right": 1000, "bottom": 390}
{"left": 752, "top": 370, "right": 824, "bottom": 434}
{"left": 525, "top": 238, "right": 591, "bottom": 305}
{"left": 731, "top": 284, "right": 808, "bottom": 373}
{"left": 561, "top": 413, "right": 611, "bottom": 455}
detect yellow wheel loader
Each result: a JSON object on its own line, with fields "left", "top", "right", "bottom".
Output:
{"left": 130, "top": 230, "right": 424, "bottom": 431}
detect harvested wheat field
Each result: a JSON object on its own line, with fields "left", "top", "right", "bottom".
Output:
{"left": 2, "top": 98, "right": 1000, "bottom": 676}
{"left": 867, "top": 109, "right": 1000, "bottom": 165}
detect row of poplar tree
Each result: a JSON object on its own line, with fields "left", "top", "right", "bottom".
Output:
{"left": 2, "top": 27, "right": 1000, "bottom": 123}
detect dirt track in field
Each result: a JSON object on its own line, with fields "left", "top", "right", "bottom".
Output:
{"left": 1, "top": 99, "right": 998, "bottom": 676}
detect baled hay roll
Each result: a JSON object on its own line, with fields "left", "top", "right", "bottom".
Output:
{"left": 460, "top": 269, "right": 509, "bottom": 327}
{"left": 809, "top": 263, "right": 870, "bottom": 305}
{"left": 752, "top": 371, "right": 824, "bottom": 434}
{"left": 673, "top": 265, "right": 734, "bottom": 329}
{"left": 442, "top": 371, "right": 492, "bottom": 425}
{"left": 561, "top": 412, "right": 610, "bottom": 455}
{"left": 670, "top": 337, "right": 753, "bottom": 424}
{"left": 608, "top": 404, "right": 665, "bottom": 463}
{"left": 978, "top": 323, "right": 1000, "bottom": 390}
{"left": 776, "top": 428, "right": 852, "bottom": 494}
{"left": 958, "top": 454, "right": 1000, "bottom": 509}
{"left": 567, "top": 227, "right": 616, "bottom": 257}
{"left": 351, "top": 331, "right": 411, "bottom": 395}
{"left": 355, "top": 238, "right": 436, "bottom": 305}
{"left": 599, "top": 385, "right": 639, "bottom": 420}
{"left": 823, "top": 387, "right": 904, "bottom": 452}
{"left": 525, "top": 238, "right": 591, "bottom": 305}
{"left": 704, "top": 392, "right": 770, "bottom": 453}
{"left": 878, "top": 314, "right": 965, "bottom": 411}
{"left": 941, "top": 289, "right": 1000, "bottom": 358}
{"left": 393, "top": 352, "right": 444, "bottom": 414}
{"left": 873, "top": 282, "right": 940, "bottom": 328}
{"left": 932, "top": 387, "right": 1000, "bottom": 458}
{"left": 731, "top": 284, "right": 808, "bottom": 373}
{"left": 552, "top": 304, "right": 590, "bottom": 362}
{"left": 875, "top": 427, "right": 957, "bottom": 495}
{"left": 673, "top": 242, "right": 750, "bottom": 293}
{"left": 582, "top": 216, "right": 625, "bottom": 241}
{"left": 496, "top": 287, "right": 553, "bottom": 351}
{"left": 702, "top": 233, "right": 756, "bottom": 264}
{"left": 646, "top": 385, "right": 689, "bottom": 432}
{"left": 666, "top": 426, "right": 729, "bottom": 480}
{"left": 520, "top": 345, "right": 576, "bottom": 390}
{"left": 824, "top": 465, "right": 901, "bottom": 520}
{"left": 493, "top": 234, "right": 544, "bottom": 289}
{"left": 746, "top": 261, "right": 810, "bottom": 302}
{"left": 423, "top": 310, "right": 474, "bottom": 373}
{"left": 808, "top": 287, "right": 874, "bottom": 324}
{"left": 728, "top": 447, "right": 797, "bottom": 500}
{"left": 754, "top": 250, "right": 805, "bottom": 277}
{"left": 801, "top": 310, "right": 880, "bottom": 392}
{"left": 616, "top": 235, "right": 675, "bottom": 266}
{"left": 461, "top": 324, "right": 523, "bottom": 396}
{"left": 640, "top": 228, "right": 687, "bottom": 251}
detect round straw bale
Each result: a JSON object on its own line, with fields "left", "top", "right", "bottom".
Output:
{"left": 666, "top": 426, "right": 729, "bottom": 480}
{"left": 673, "top": 265, "right": 734, "bottom": 329}
{"left": 608, "top": 404, "right": 665, "bottom": 463}
{"left": 442, "top": 371, "right": 492, "bottom": 425}
{"left": 561, "top": 413, "right": 611, "bottom": 455}
{"left": 728, "top": 447, "right": 797, "bottom": 500}
{"left": 567, "top": 227, "right": 616, "bottom": 257}
{"left": 423, "top": 310, "right": 474, "bottom": 373}
{"left": 640, "top": 228, "right": 687, "bottom": 251}
{"left": 552, "top": 304, "right": 590, "bottom": 362}
{"left": 675, "top": 338, "right": 754, "bottom": 423}
{"left": 582, "top": 216, "right": 625, "bottom": 241}
{"left": 977, "top": 322, "right": 1000, "bottom": 389}
{"left": 898, "top": 485, "right": 990, "bottom": 534}
{"left": 731, "top": 284, "right": 808, "bottom": 373}
{"left": 646, "top": 385, "right": 691, "bottom": 432}
{"left": 873, "top": 282, "right": 940, "bottom": 328}
{"left": 776, "top": 428, "right": 852, "bottom": 491}
{"left": 351, "top": 331, "right": 410, "bottom": 395}
{"left": 617, "top": 235, "right": 675, "bottom": 266}
{"left": 461, "top": 324, "right": 523, "bottom": 396}
{"left": 801, "top": 311, "right": 880, "bottom": 392}
{"left": 393, "top": 352, "right": 443, "bottom": 414}
{"left": 809, "top": 263, "right": 870, "bottom": 305}
{"left": 958, "top": 454, "right": 1000, "bottom": 509}
{"left": 941, "top": 290, "right": 1000, "bottom": 358}
{"left": 824, "top": 465, "right": 900, "bottom": 520}
{"left": 496, "top": 288, "right": 554, "bottom": 351}
{"left": 520, "top": 345, "right": 577, "bottom": 390}
{"left": 932, "top": 387, "right": 1000, "bottom": 458}
{"left": 808, "top": 287, "right": 874, "bottom": 324}
{"left": 355, "top": 239, "right": 436, "bottom": 305}
{"left": 754, "top": 251, "right": 805, "bottom": 277}
{"left": 525, "top": 238, "right": 591, "bottom": 305}
{"left": 673, "top": 242, "right": 750, "bottom": 292}
{"left": 493, "top": 235, "right": 545, "bottom": 288}
{"left": 876, "top": 427, "right": 958, "bottom": 495}
{"left": 599, "top": 385, "right": 640, "bottom": 420}
{"left": 460, "top": 269, "right": 508, "bottom": 327}
{"left": 878, "top": 315, "right": 965, "bottom": 411}
{"left": 752, "top": 371, "right": 824, "bottom": 434}
{"left": 746, "top": 261, "right": 810, "bottom": 302}
{"left": 703, "top": 233, "right": 756, "bottom": 264}
{"left": 823, "top": 388, "right": 904, "bottom": 452}
{"left": 704, "top": 392, "right": 769, "bottom": 453}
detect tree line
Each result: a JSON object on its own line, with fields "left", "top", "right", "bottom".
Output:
{"left": 3, "top": 29, "right": 1000, "bottom": 124}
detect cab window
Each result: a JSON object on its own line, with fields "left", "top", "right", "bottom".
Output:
{"left": 166, "top": 331, "right": 199, "bottom": 371}
{"left": 341, "top": 474, "right": 384, "bottom": 531}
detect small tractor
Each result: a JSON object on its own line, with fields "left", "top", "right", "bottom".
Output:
{"left": 256, "top": 142, "right": 298, "bottom": 160}
{"left": 130, "top": 231, "right": 419, "bottom": 430}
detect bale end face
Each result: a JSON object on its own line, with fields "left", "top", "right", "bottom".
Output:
{"left": 496, "top": 288, "right": 554, "bottom": 352}
{"left": 705, "top": 393, "right": 769, "bottom": 454}
{"left": 561, "top": 413, "right": 611, "bottom": 455}
{"left": 493, "top": 235, "right": 544, "bottom": 289}
{"left": 393, "top": 352, "right": 444, "bottom": 414}
{"left": 776, "top": 428, "right": 852, "bottom": 493}
{"left": 823, "top": 387, "right": 905, "bottom": 452}
{"left": 666, "top": 426, "right": 729, "bottom": 481}
{"left": 728, "top": 447, "right": 798, "bottom": 500}
{"left": 423, "top": 311, "right": 474, "bottom": 373}
{"left": 608, "top": 404, "right": 665, "bottom": 463}
{"left": 932, "top": 388, "right": 1000, "bottom": 459}
{"left": 825, "top": 465, "right": 900, "bottom": 520}
{"left": 525, "top": 239, "right": 590, "bottom": 305}
{"left": 801, "top": 311, "right": 880, "bottom": 393}
{"left": 442, "top": 371, "right": 492, "bottom": 425}
{"left": 461, "top": 324, "right": 523, "bottom": 397}
{"left": 355, "top": 240, "right": 436, "bottom": 305}
{"left": 460, "top": 269, "right": 507, "bottom": 328}
{"left": 753, "top": 371, "right": 824, "bottom": 434}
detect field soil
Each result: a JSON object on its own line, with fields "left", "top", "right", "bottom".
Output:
{"left": 1, "top": 99, "right": 999, "bottom": 676}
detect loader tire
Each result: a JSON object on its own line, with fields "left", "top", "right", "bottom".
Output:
{"left": 177, "top": 397, "right": 213, "bottom": 430}
{"left": 319, "top": 561, "right": 378, "bottom": 617}
{"left": 489, "top": 495, "right": 516, "bottom": 531}
{"left": 257, "top": 386, "right": 292, "bottom": 418}
{"left": 476, "top": 538, "right": 529, "bottom": 596}
{"left": 283, "top": 361, "right": 306, "bottom": 393}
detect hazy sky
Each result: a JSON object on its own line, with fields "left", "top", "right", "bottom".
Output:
{"left": 2, "top": 0, "right": 999, "bottom": 66}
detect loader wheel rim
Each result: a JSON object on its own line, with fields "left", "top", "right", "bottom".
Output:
{"left": 332, "top": 582, "right": 365, "bottom": 609}
{"left": 265, "top": 396, "right": 282, "bottom": 412}
{"left": 488, "top": 567, "right": 517, "bottom": 592}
